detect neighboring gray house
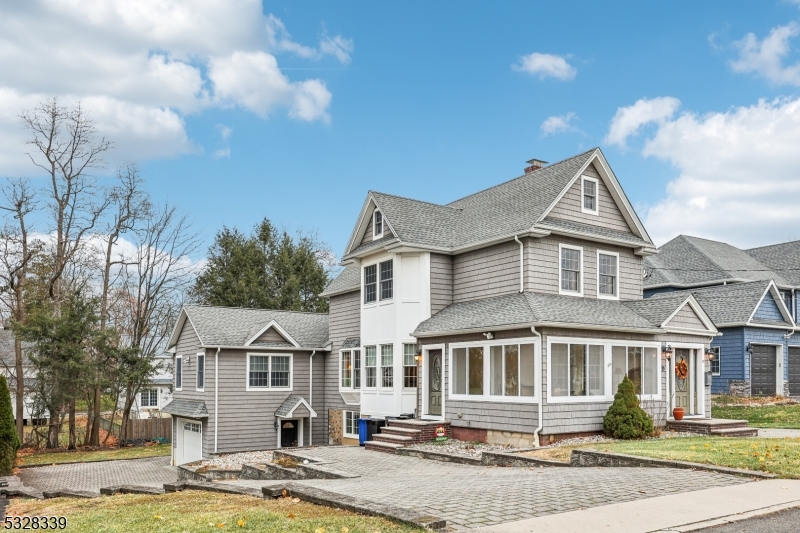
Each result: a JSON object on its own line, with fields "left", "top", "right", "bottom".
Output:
{"left": 162, "top": 306, "right": 328, "bottom": 465}
{"left": 323, "top": 148, "right": 719, "bottom": 450}
{"left": 0, "top": 329, "right": 43, "bottom": 425}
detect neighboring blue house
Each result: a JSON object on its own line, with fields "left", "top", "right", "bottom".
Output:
{"left": 644, "top": 235, "right": 799, "bottom": 397}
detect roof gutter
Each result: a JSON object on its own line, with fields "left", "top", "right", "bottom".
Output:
{"left": 200, "top": 345, "right": 329, "bottom": 351}
{"left": 214, "top": 347, "right": 220, "bottom": 454}
{"left": 530, "top": 326, "right": 543, "bottom": 447}
{"left": 413, "top": 322, "right": 664, "bottom": 338}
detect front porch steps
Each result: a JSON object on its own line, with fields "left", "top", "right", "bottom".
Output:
{"left": 666, "top": 418, "right": 758, "bottom": 437}
{"left": 364, "top": 419, "right": 452, "bottom": 454}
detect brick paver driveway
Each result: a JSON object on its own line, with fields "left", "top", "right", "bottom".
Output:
{"left": 227, "top": 447, "right": 750, "bottom": 531}
{"left": 18, "top": 457, "right": 176, "bottom": 494}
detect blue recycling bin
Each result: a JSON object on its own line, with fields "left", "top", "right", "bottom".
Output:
{"left": 358, "top": 418, "right": 369, "bottom": 446}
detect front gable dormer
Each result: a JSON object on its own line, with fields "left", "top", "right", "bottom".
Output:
{"left": 343, "top": 194, "right": 398, "bottom": 257}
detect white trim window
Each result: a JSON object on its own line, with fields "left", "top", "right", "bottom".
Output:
{"left": 559, "top": 244, "right": 583, "bottom": 296}
{"left": 581, "top": 176, "right": 599, "bottom": 215}
{"left": 247, "top": 354, "right": 293, "bottom": 391}
{"left": 140, "top": 388, "right": 158, "bottom": 407}
{"left": 597, "top": 251, "right": 619, "bottom": 300}
{"left": 381, "top": 344, "right": 394, "bottom": 388}
{"left": 340, "top": 349, "right": 361, "bottom": 390}
{"left": 364, "top": 264, "right": 377, "bottom": 304}
{"left": 547, "top": 337, "right": 661, "bottom": 403}
{"left": 450, "top": 338, "right": 538, "bottom": 403}
{"left": 379, "top": 260, "right": 393, "bottom": 300}
{"left": 373, "top": 210, "right": 383, "bottom": 239}
{"left": 710, "top": 346, "right": 721, "bottom": 376}
{"left": 196, "top": 353, "right": 205, "bottom": 391}
{"left": 343, "top": 410, "right": 360, "bottom": 438}
{"left": 175, "top": 356, "right": 182, "bottom": 391}
{"left": 551, "top": 343, "right": 605, "bottom": 398}
{"left": 403, "top": 343, "right": 418, "bottom": 388}
{"left": 364, "top": 346, "right": 377, "bottom": 388}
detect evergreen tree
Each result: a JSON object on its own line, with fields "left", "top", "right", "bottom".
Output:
{"left": 191, "top": 218, "right": 330, "bottom": 312}
{"left": 0, "top": 375, "right": 20, "bottom": 474}
{"left": 603, "top": 376, "right": 654, "bottom": 439}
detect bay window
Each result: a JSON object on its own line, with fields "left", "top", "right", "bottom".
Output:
{"left": 340, "top": 349, "right": 361, "bottom": 390}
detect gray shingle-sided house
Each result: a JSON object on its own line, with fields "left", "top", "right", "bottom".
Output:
{"left": 323, "top": 148, "right": 720, "bottom": 450}
{"left": 165, "top": 147, "right": 729, "bottom": 463}
{"left": 163, "top": 306, "right": 328, "bottom": 464}
{"left": 643, "top": 235, "right": 799, "bottom": 397}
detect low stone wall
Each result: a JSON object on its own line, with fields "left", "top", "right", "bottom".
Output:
{"left": 728, "top": 380, "right": 750, "bottom": 396}
{"left": 481, "top": 451, "right": 571, "bottom": 468}
{"left": 396, "top": 448, "right": 482, "bottom": 466}
{"left": 486, "top": 430, "right": 535, "bottom": 448}
{"left": 177, "top": 464, "right": 242, "bottom": 482}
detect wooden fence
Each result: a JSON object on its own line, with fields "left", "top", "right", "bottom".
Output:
{"left": 100, "top": 417, "right": 172, "bottom": 441}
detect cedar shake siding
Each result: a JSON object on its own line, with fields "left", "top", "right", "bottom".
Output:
{"left": 452, "top": 241, "right": 520, "bottom": 304}
{"left": 253, "top": 327, "right": 292, "bottom": 345}
{"left": 548, "top": 163, "right": 634, "bottom": 235}
{"left": 324, "top": 290, "right": 361, "bottom": 420}
{"left": 665, "top": 305, "right": 707, "bottom": 330}
{"left": 527, "top": 235, "right": 643, "bottom": 300}
{"left": 360, "top": 215, "right": 374, "bottom": 245}
{"left": 430, "top": 253, "right": 453, "bottom": 314}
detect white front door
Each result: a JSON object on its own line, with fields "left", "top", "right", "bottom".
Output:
{"left": 178, "top": 419, "right": 202, "bottom": 464}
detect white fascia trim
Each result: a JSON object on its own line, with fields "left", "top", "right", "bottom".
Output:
{"left": 342, "top": 237, "right": 402, "bottom": 261}
{"left": 596, "top": 249, "right": 620, "bottom": 300}
{"left": 414, "top": 321, "right": 664, "bottom": 338}
{"left": 558, "top": 243, "right": 584, "bottom": 297}
{"left": 320, "top": 285, "right": 360, "bottom": 298}
{"left": 201, "top": 345, "right": 327, "bottom": 351}
{"left": 279, "top": 397, "right": 318, "bottom": 418}
{"left": 343, "top": 195, "right": 376, "bottom": 258}
{"left": 643, "top": 278, "right": 752, "bottom": 291}
{"left": 167, "top": 308, "right": 204, "bottom": 351}
{"left": 244, "top": 320, "right": 300, "bottom": 348}
{"left": 580, "top": 176, "right": 600, "bottom": 216}
{"left": 663, "top": 327, "right": 719, "bottom": 337}
{"left": 660, "top": 295, "right": 718, "bottom": 333}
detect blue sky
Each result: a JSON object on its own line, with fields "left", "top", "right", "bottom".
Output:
{"left": 3, "top": 1, "right": 800, "bottom": 259}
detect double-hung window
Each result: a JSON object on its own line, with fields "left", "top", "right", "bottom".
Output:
{"left": 340, "top": 350, "right": 361, "bottom": 389}
{"left": 551, "top": 343, "right": 605, "bottom": 397}
{"left": 559, "top": 245, "right": 583, "bottom": 295}
{"left": 364, "top": 346, "right": 377, "bottom": 388}
{"left": 364, "top": 265, "right": 377, "bottom": 304}
{"left": 175, "top": 356, "right": 182, "bottom": 390}
{"left": 611, "top": 345, "right": 658, "bottom": 395}
{"left": 140, "top": 389, "right": 158, "bottom": 407}
{"left": 710, "top": 346, "right": 721, "bottom": 376}
{"left": 373, "top": 210, "right": 383, "bottom": 238}
{"left": 196, "top": 354, "right": 205, "bottom": 391}
{"left": 581, "top": 176, "right": 598, "bottom": 215}
{"left": 343, "top": 410, "right": 360, "bottom": 437}
{"left": 403, "top": 343, "right": 418, "bottom": 388}
{"left": 248, "top": 354, "right": 292, "bottom": 390}
{"left": 379, "top": 260, "right": 393, "bottom": 300}
{"left": 381, "top": 344, "right": 394, "bottom": 388}
{"left": 598, "top": 251, "right": 619, "bottom": 299}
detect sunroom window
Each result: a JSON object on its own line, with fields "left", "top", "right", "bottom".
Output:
{"left": 551, "top": 343, "right": 604, "bottom": 397}
{"left": 611, "top": 346, "right": 658, "bottom": 395}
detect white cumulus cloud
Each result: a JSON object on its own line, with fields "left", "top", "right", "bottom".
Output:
{"left": 0, "top": 1, "right": 350, "bottom": 173}
{"left": 730, "top": 22, "right": 800, "bottom": 86}
{"left": 634, "top": 97, "right": 800, "bottom": 247}
{"left": 513, "top": 53, "right": 576, "bottom": 80}
{"left": 541, "top": 112, "right": 578, "bottom": 136}
{"left": 605, "top": 97, "right": 681, "bottom": 148}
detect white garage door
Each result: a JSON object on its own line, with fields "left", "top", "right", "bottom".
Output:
{"left": 176, "top": 419, "right": 203, "bottom": 465}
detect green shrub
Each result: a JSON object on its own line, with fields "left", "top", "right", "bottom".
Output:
{"left": 603, "top": 376, "right": 654, "bottom": 439}
{"left": 0, "top": 375, "right": 20, "bottom": 474}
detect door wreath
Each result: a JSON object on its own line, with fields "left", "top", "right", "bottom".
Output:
{"left": 675, "top": 360, "right": 688, "bottom": 380}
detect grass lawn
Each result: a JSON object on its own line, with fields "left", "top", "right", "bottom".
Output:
{"left": 712, "top": 404, "right": 800, "bottom": 428}
{"left": 17, "top": 444, "right": 171, "bottom": 467}
{"left": 6, "top": 490, "right": 423, "bottom": 533}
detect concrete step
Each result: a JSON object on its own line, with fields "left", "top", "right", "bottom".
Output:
{"left": 710, "top": 427, "right": 759, "bottom": 437}
{"left": 380, "top": 426, "right": 422, "bottom": 438}
{"left": 364, "top": 440, "right": 402, "bottom": 454}
{"left": 372, "top": 433, "right": 413, "bottom": 444}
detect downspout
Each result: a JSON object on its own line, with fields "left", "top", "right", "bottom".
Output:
{"left": 309, "top": 350, "right": 316, "bottom": 446}
{"left": 514, "top": 235, "right": 524, "bottom": 293}
{"left": 214, "top": 347, "right": 220, "bottom": 454}
{"left": 530, "top": 326, "right": 543, "bottom": 447}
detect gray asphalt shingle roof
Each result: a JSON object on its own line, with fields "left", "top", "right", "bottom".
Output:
{"left": 747, "top": 240, "right": 800, "bottom": 286}
{"left": 161, "top": 399, "right": 208, "bottom": 418}
{"left": 320, "top": 265, "right": 360, "bottom": 297}
{"left": 645, "top": 280, "right": 791, "bottom": 327}
{"left": 622, "top": 294, "right": 696, "bottom": 327}
{"left": 275, "top": 395, "right": 311, "bottom": 417}
{"left": 644, "top": 235, "right": 790, "bottom": 288}
{"left": 414, "top": 292, "right": 665, "bottom": 336}
{"left": 344, "top": 148, "right": 651, "bottom": 259}
{"left": 183, "top": 305, "right": 329, "bottom": 348}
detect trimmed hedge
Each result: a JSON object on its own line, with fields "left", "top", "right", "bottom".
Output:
{"left": 0, "top": 374, "right": 20, "bottom": 474}
{"left": 603, "top": 376, "right": 654, "bottom": 439}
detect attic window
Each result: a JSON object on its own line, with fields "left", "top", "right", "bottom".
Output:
{"left": 373, "top": 210, "right": 383, "bottom": 238}
{"left": 581, "top": 176, "right": 598, "bottom": 215}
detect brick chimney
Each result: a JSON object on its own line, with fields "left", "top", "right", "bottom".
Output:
{"left": 524, "top": 159, "right": 547, "bottom": 174}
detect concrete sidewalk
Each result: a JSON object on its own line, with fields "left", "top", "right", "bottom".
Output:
{"left": 472, "top": 480, "right": 800, "bottom": 533}
{"left": 758, "top": 428, "right": 800, "bottom": 438}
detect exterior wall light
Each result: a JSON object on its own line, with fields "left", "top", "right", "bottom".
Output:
{"left": 661, "top": 344, "right": 673, "bottom": 361}
{"left": 705, "top": 348, "right": 716, "bottom": 361}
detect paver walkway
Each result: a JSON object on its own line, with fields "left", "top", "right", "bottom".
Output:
{"left": 18, "top": 457, "right": 176, "bottom": 494}
{"left": 223, "top": 446, "right": 751, "bottom": 531}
